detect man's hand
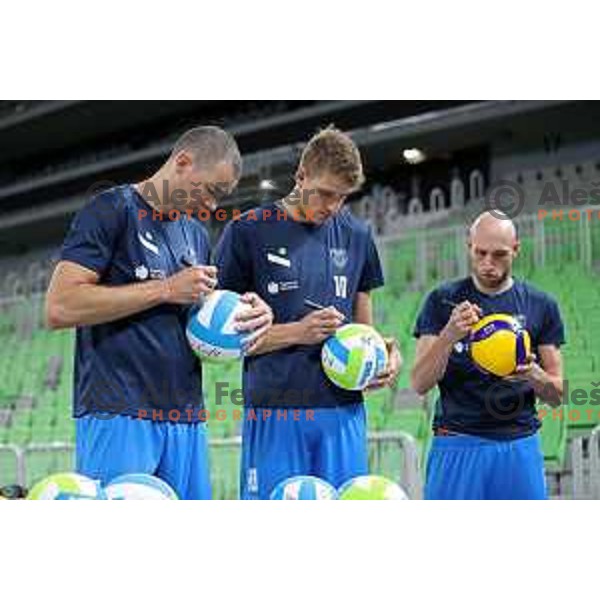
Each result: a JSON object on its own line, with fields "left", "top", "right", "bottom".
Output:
{"left": 440, "top": 301, "right": 483, "bottom": 344}
{"left": 504, "top": 348, "right": 563, "bottom": 407}
{"left": 163, "top": 266, "right": 217, "bottom": 304}
{"left": 504, "top": 353, "right": 541, "bottom": 383}
{"left": 366, "top": 337, "right": 403, "bottom": 391}
{"left": 236, "top": 292, "right": 274, "bottom": 355}
{"left": 297, "top": 307, "right": 345, "bottom": 345}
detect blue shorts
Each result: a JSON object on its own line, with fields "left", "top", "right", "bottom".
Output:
{"left": 425, "top": 432, "right": 547, "bottom": 500}
{"left": 240, "top": 403, "right": 368, "bottom": 500}
{"left": 76, "top": 415, "right": 211, "bottom": 500}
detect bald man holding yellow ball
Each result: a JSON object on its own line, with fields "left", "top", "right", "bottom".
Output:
{"left": 411, "top": 211, "right": 565, "bottom": 500}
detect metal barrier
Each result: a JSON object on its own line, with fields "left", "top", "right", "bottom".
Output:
{"left": 590, "top": 427, "right": 600, "bottom": 499}
{"left": 23, "top": 442, "right": 76, "bottom": 488}
{"left": 581, "top": 426, "right": 600, "bottom": 500}
{"left": 563, "top": 430, "right": 600, "bottom": 499}
{"left": 0, "top": 444, "right": 25, "bottom": 487}
{"left": 209, "top": 436, "right": 242, "bottom": 500}
{"left": 367, "top": 430, "right": 422, "bottom": 499}
{"left": 571, "top": 436, "right": 588, "bottom": 499}
{"left": 0, "top": 431, "right": 422, "bottom": 499}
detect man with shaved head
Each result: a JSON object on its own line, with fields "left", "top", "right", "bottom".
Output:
{"left": 411, "top": 210, "right": 565, "bottom": 500}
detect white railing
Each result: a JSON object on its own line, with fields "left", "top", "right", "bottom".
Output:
{"left": 570, "top": 426, "right": 600, "bottom": 499}
{"left": 0, "top": 431, "right": 422, "bottom": 500}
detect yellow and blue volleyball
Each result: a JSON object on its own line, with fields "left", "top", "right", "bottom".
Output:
{"left": 270, "top": 476, "right": 339, "bottom": 500}
{"left": 469, "top": 313, "right": 531, "bottom": 377}
{"left": 27, "top": 472, "right": 105, "bottom": 500}
{"left": 104, "top": 473, "right": 179, "bottom": 500}
{"left": 186, "top": 290, "right": 251, "bottom": 362}
{"left": 339, "top": 475, "right": 408, "bottom": 500}
{"left": 321, "top": 323, "right": 388, "bottom": 391}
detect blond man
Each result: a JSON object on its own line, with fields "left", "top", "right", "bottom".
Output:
{"left": 215, "top": 127, "right": 402, "bottom": 499}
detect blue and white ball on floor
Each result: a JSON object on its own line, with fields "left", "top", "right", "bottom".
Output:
{"left": 104, "top": 474, "right": 179, "bottom": 500}
{"left": 186, "top": 290, "right": 251, "bottom": 363}
{"left": 270, "top": 476, "right": 339, "bottom": 500}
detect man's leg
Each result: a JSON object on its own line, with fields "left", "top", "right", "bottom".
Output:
{"left": 240, "top": 408, "right": 310, "bottom": 499}
{"left": 489, "top": 433, "right": 548, "bottom": 500}
{"left": 157, "top": 421, "right": 212, "bottom": 500}
{"left": 75, "top": 414, "right": 163, "bottom": 486}
{"left": 312, "top": 403, "right": 369, "bottom": 490}
{"left": 424, "top": 435, "right": 490, "bottom": 500}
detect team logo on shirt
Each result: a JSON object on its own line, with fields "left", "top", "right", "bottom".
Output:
{"left": 134, "top": 265, "right": 165, "bottom": 281}
{"left": 330, "top": 248, "right": 348, "bottom": 270}
{"left": 514, "top": 314, "right": 527, "bottom": 328}
{"left": 454, "top": 341, "right": 466, "bottom": 354}
{"left": 150, "top": 269, "right": 166, "bottom": 280}
{"left": 267, "top": 280, "right": 299, "bottom": 295}
{"left": 138, "top": 230, "right": 160, "bottom": 256}
{"left": 135, "top": 265, "right": 149, "bottom": 280}
{"left": 267, "top": 251, "right": 291, "bottom": 268}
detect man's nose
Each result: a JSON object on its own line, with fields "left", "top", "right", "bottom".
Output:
{"left": 481, "top": 255, "right": 494, "bottom": 268}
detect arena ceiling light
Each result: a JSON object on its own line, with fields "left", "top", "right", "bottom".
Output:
{"left": 402, "top": 148, "right": 426, "bottom": 164}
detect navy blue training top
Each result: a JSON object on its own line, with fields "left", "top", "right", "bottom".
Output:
{"left": 214, "top": 203, "right": 384, "bottom": 408}
{"left": 413, "top": 277, "right": 566, "bottom": 439}
{"left": 60, "top": 185, "right": 210, "bottom": 421}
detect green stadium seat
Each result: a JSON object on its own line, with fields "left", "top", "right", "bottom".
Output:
{"left": 0, "top": 425, "right": 9, "bottom": 445}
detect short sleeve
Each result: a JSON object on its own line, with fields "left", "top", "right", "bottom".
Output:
{"left": 60, "top": 193, "right": 123, "bottom": 276}
{"left": 538, "top": 296, "right": 566, "bottom": 347}
{"left": 413, "top": 289, "right": 449, "bottom": 338}
{"left": 190, "top": 221, "right": 211, "bottom": 265}
{"left": 214, "top": 221, "right": 253, "bottom": 293}
{"left": 358, "top": 230, "right": 384, "bottom": 292}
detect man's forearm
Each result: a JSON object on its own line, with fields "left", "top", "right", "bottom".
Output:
{"left": 46, "top": 280, "right": 169, "bottom": 329}
{"left": 411, "top": 333, "right": 455, "bottom": 395}
{"left": 248, "top": 322, "right": 305, "bottom": 355}
{"left": 526, "top": 366, "right": 564, "bottom": 407}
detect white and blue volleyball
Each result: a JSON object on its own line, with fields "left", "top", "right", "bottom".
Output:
{"left": 186, "top": 290, "right": 251, "bottom": 362}
{"left": 322, "top": 323, "right": 388, "bottom": 391}
{"left": 104, "top": 474, "right": 179, "bottom": 500}
{"left": 269, "top": 476, "right": 339, "bottom": 500}
{"left": 27, "top": 472, "right": 105, "bottom": 500}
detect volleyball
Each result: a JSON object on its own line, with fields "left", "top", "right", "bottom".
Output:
{"left": 469, "top": 313, "right": 531, "bottom": 377}
{"left": 27, "top": 472, "right": 105, "bottom": 500}
{"left": 339, "top": 475, "right": 409, "bottom": 500}
{"left": 186, "top": 290, "right": 251, "bottom": 362}
{"left": 321, "top": 323, "right": 388, "bottom": 391}
{"left": 104, "top": 473, "right": 179, "bottom": 500}
{"left": 269, "top": 476, "right": 339, "bottom": 500}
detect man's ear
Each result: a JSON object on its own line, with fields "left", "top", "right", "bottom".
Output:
{"left": 513, "top": 240, "right": 521, "bottom": 257}
{"left": 295, "top": 166, "right": 305, "bottom": 187}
